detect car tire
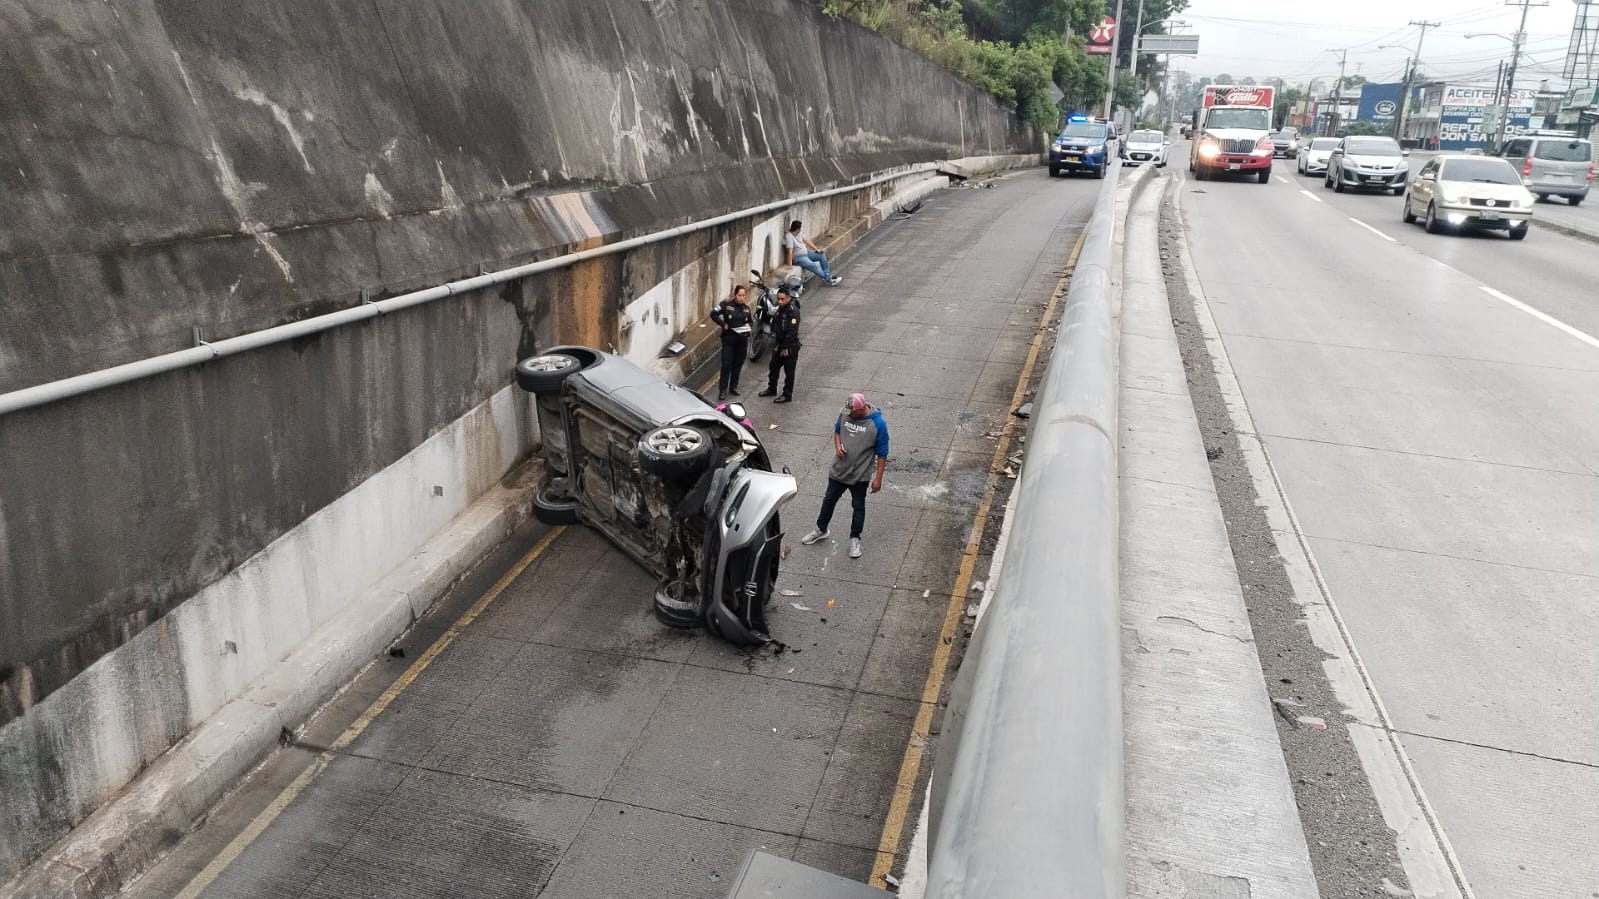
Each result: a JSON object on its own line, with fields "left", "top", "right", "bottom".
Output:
{"left": 532, "top": 484, "right": 580, "bottom": 525}
{"left": 1048, "top": 166, "right": 1060, "bottom": 177}
{"left": 638, "top": 424, "right": 716, "bottom": 482}
{"left": 1425, "top": 202, "right": 1444, "bottom": 234}
{"left": 1402, "top": 197, "right": 1418, "bottom": 224}
{"left": 1323, "top": 171, "right": 1333, "bottom": 189}
{"left": 1257, "top": 168, "right": 1271, "bottom": 184}
{"left": 1536, "top": 193, "right": 1550, "bottom": 203}
{"left": 1095, "top": 162, "right": 1107, "bottom": 179}
{"left": 1334, "top": 172, "right": 1346, "bottom": 193}
{"left": 1509, "top": 223, "right": 1529, "bottom": 241}
{"left": 1392, "top": 185, "right": 1405, "bottom": 196}
{"left": 515, "top": 351, "right": 583, "bottom": 395}
{"left": 1571, "top": 195, "right": 1585, "bottom": 207}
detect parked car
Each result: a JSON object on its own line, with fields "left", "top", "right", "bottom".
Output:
{"left": 1269, "top": 129, "right": 1300, "bottom": 158}
{"left": 515, "top": 346, "right": 798, "bottom": 644}
{"left": 1122, "top": 129, "right": 1169, "bottom": 167}
{"left": 1325, "top": 136, "right": 1410, "bottom": 194}
{"left": 1402, "top": 154, "right": 1533, "bottom": 240}
{"left": 1050, "top": 118, "right": 1113, "bottom": 178}
{"left": 1498, "top": 134, "right": 1592, "bottom": 206}
{"left": 1297, "top": 137, "right": 1340, "bottom": 176}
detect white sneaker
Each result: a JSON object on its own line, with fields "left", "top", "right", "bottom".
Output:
{"left": 849, "top": 538, "right": 863, "bottom": 558}
{"left": 802, "top": 528, "right": 829, "bottom": 545}
{"left": 829, "top": 276, "right": 843, "bottom": 286}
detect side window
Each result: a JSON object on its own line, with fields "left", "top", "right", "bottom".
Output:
{"left": 1420, "top": 159, "right": 1439, "bottom": 176}
{"left": 1504, "top": 140, "right": 1529, "bottom": 158}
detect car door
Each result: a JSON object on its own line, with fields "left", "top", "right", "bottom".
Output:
{"left": 1328, "top": 139, "right": 1347, "bottom": 180}
{"left": 1410, "top": 158, "right": 1439, "bottom": 211}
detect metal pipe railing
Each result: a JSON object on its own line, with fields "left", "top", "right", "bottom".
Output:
{"left": 924, "top": 161, "right": 1125, "bottom": 897}
{"left": 0, "top": 164, "right": 939, "bottom": 416}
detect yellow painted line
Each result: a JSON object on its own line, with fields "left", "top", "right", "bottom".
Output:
{"left": 868, "top": 227, "right": 1087, "bottom": 887}
{"left": 174, "top": 526, "right": 566, "bottom": 899}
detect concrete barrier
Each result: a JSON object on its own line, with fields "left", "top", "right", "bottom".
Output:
{"left": 923, "top": 157, "right": 1127, "bottom": 897}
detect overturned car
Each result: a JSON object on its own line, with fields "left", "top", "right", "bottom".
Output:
{"left": 515, "top": 346, "right": 796, "bottom": 645}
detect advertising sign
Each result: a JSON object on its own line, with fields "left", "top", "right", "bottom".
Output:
{"left": 1086, "top": 16, "right": 1116, "bottom": 55}
{"left": 1201, "top": 85, "right": 1276, "bottom": 108}
{"left": 1356, "top": 82, "right": 1405, "bottom": 124}
{"left": 1437, "top": 84, "right": 1535, "bottom": 149}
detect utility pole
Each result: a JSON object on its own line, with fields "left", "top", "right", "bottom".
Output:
{"left": 1498, "top": 0, "right": 1548, "bottom": 152}
{"left": 1395, "top": 20, "right": 1439, "bottom": 143}
{"left": 1329, "top": 48, "right": 1349, "bottom": 135}
{"left": 1129, "top": 0, "right": 1147, "bottom": 82}
{"left": 1104, "top": 0, "right": 1128, "bottom": 119}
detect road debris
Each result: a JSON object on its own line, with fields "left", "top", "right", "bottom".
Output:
{"left": 1013, "top": 402, "right": 1033, "bottom": 418}
{"left": 965, "top": 604, "right": 979, "bottom": 619}
{"left": 1295, "top": 715, "right": 1327, "bottom": 730}
{"left": 885, "top": 873, "right": 901, "bottom": 888}
{"left": 922, "top": 589, "right": 931, "bottom": 598}
{"left": 970, "top": 580, "right": 986, "bottom": 593}
{"left": 780, "top": 589, "right": 803, "bottom": 597}
{"left": 790, "top": 602, "right": 813, "bottom": 612}
{"left": 781, "top": 544, "right": 793, "bottom": 560}
{"left": 827, "top": 598, "right": 836, "bottom": 608}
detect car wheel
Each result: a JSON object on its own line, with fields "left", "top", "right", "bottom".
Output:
{"left": 1323, "top": 171, "right": 1333, "bottom": 189}
{"left": 1392, "top": 185, "right": 1405, "bottom": 196}
{"left": 1333, "top": 172, "right": 1346, "bottom": 193}
{"left": 1257, "top": 168, "right": 1271, "bottom": 184}
{"left": 1048, "top": 165, "right": 1060, "bottom": 177}
{"left": 1536, "top": 193, "right": 1550, "bottom": 203}
{"left": 1509, "top": 223, "right": 1529, "bottom": 241}
{"left": 1424, "top": 202, "right": 1444, "bottom": 234}
{"left": 1571, "top": 195, "right": 1585, "bottom": 207}
{"left": 532, "top": 483, "right": 580, "bottom": 525}
{"left": 1402, "top": 196, "right": 1417, "bottom": 224}
{"left": 515, "top": 351, "right": 583, "bottom": 395}
{"left": 1095, "top": 162, "right": 1107, "bottom": 179}
{"left": 638, "top": 424, "right": 716, "bottom": 482}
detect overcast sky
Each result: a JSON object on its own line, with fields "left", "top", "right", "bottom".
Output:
{"left": 1153, "top": 0, "right": 1590, "bottom": 92}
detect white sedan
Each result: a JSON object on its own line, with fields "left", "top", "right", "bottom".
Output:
{"left": 1122, "top": 129, "right": 1169, "bottom": 167}
{"left": 1296, "top": 137, "right": 1341, "bottom": 176}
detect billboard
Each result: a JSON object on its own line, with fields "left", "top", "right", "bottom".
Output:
{"left": 1438, "top": 84, "right": 1535, "bottom": 149}
{"left": 1201, "top": 85, "right": 1276, "bottom": 108}
{"left": 1086, "top": 16, "right": 1115, "bottom": 55}
{"left": 1356, "top": 82, "right": 1405, "bottom": 124}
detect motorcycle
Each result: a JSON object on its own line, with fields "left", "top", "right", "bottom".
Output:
{"left": 746, "top": 268, "right": 803, "bottom": 362}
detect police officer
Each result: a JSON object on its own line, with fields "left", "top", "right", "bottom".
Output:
{"left": 758, "top": 288, "right": 801, "bottom": 403}
{"left": 710, "top": 285, "right": 753, "bottom": 400}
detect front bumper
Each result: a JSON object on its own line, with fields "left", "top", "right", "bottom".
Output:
{"left": 1124, "top": 151, "right": 1163, "bottom": 166}
{"left": 1303, "top": 158, "right": 1329, "bottom": 173}
{"left": 1336, "top": 168, "right": 1407, "bottom": 189}
{"left": 1050, "top": 149, "right": 1107, "bottom": 170}
{"left": 1197, "top": 153, "right": 1271, "bottom": 171}
{"left": 1273, "top": 147, "right": 1298, "bottom": 158}
{"left": 1436, "top": 203, "right": 1532, "bottom": 229}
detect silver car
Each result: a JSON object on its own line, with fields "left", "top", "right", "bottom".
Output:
{"left": 1297, "top": 137, "right": 1340, "bottom": 176}
{"left": 1122, "top": 129, "right": 1168, "bottom": 167}
{"left": 516, "top": 346, "right": 797, "bottom": 644}
{"left": 1499, "top": 134, "right": 1591, "bottom": 205}
{"left": 1402, "top": 154, "right": 1534, "bottom": 240}
{"left": 1325, "top": 136, "right": 1410, "bottom": 194}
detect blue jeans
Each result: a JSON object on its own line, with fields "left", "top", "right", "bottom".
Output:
{"left": 817, "top": 477, "right": 868, "bottom": 539}
{"left": 792, "top": 251, "right": 833, "bottom": 282}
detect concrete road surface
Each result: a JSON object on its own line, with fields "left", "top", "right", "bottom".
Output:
{"left": 118, "top": 168, "right": 1095, "bottom": 899}
{"left": 1173, "top": 161, "right": 1599, "bottom": 898}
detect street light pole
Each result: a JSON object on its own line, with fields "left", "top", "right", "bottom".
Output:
{"left": 1130, "top": 0, "right": 1147, "bottom": 81}
{"left": 1497, "top": 0, "right": 1548, "bottom": 152}
{"left": 1395, "top": 20, "right": 1439, "bottom": 143}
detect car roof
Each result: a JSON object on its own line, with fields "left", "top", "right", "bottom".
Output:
{"left": 573, "top": 351, "right": 710, "bottom": 423}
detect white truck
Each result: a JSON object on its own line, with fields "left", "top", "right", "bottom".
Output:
{"left": 1189, "top": 85, "right": 1277, "bottom": 183}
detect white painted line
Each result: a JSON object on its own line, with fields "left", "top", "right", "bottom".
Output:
{"left": 1349, "top": 217, "right": 1397, "bottom": 242}
{"left": 1479, "top": 285, "right": 1599, "bottom": 350}
{"left": 1299, "top": 190, "right": 1323, "bottom": 203}
{"left": 1275, "top": 175, "right": 1293, "bottom": 185}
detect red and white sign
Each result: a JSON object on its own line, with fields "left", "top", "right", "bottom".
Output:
{"left": 1086, "top": 16, "right": 1116, "bottom": 55}
{"left": 1201, "top": 84, "right": 1276, "bottom": 109}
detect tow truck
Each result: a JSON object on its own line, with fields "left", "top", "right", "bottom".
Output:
{"left": 1190, "top": 85, "right": 1277, "bottom": 183}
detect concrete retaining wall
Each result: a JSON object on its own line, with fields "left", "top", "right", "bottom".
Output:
{"left": 0, "top": 0, "right": 1037, "bottom": 883}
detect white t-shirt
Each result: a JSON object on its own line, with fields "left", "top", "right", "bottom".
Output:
{"left": 783, "top": 232, "right": 807, "bottom": 257}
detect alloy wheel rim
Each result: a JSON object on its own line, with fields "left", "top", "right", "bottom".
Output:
{"left": 526, "top": 355, "right": 575, "bottom": 373}
{"left": 648, "top": 427, "right": 705, "bottom": 455}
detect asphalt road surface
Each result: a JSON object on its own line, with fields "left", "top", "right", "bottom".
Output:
{"left": 1172, "top": 156, "right": 1599, "bottom": 898}
{"left": 118, "top": 168, "right": 1095, "bottom": 899}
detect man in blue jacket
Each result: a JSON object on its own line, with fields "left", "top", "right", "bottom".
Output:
{"left": 802, "top": 393, "right": 888, "bottom": 559}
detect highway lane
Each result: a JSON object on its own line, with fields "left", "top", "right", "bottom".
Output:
{"left": 1278, "top": 163, "right": 1599, "bottom": 338}
{"left": 1170, "top": 159, "right": 1599, "bottom": 898}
